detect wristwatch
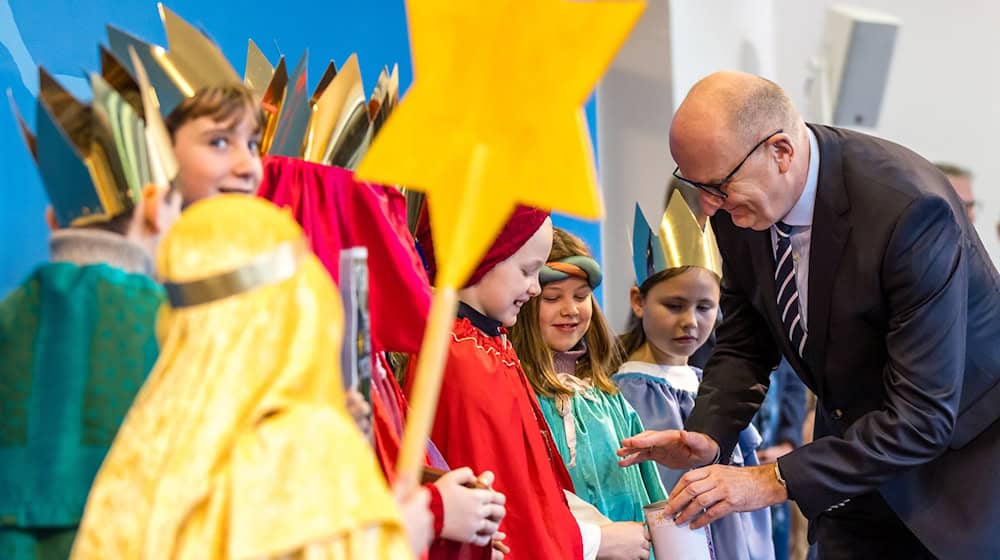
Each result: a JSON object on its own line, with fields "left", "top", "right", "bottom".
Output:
{"left": 773, "top": 461, "right": 788, "bottom": 489}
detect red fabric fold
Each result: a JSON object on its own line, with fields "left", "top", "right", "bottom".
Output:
{"left": 257, "top": 155, "right": 430, "bottom": 354}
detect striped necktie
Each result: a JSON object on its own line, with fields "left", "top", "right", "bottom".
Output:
{"left": 775, "top": 221, "right": 807, "bottom": 357}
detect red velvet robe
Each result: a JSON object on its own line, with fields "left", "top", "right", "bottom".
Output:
{"left": 407, "top": 317, "right": 584, "bottom": 560}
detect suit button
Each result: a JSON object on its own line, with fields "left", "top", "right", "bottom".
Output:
{"left": 832, "top": 409, "right": 844, "bottom": 420}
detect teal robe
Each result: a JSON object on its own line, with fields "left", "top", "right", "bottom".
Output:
{"left": 0, "top": 263, "right": 163, "bottom": 559}
{"left": 537, "top": 384, "right": 666, "bottom": 524}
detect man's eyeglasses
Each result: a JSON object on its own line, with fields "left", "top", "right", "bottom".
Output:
{"left": 672, "top": 129, "right": 784, "bottom": 199}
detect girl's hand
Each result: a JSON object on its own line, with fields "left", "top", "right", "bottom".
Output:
{"left": 393, "top": 481, "right": 433, "bottom": 555}
{"left": 598, "top": 521, "right": 651, "bottom": 560}
{"left": 434, "top": 467, "right": 506, "bottom": 546}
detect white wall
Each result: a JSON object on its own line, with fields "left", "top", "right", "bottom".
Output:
{"left": 597, "top": 0, "right": 775, "bottom": 328}
{"left": 774, "top": 0, "right": 1000, "bottom": 264}
{"left": 598, "top": 0, "right": 1000, "bottom": 328}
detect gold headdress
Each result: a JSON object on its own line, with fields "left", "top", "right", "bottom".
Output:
{"left": 631, "top": 188, "right": 723, "bottom": 285}
{"left": 106, "top": 3, "right": 242, "bottom": 118}
{"left": 9, "top": 66, "right": 170, "bottom": 228}
{"left": 254, "top": 46, "right": 398, "bottom": 169}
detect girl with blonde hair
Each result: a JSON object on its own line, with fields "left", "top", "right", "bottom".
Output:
{"left": 510, "top": 228, "right": 665, "bottom": 556}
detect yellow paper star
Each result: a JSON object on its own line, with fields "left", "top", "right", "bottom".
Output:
{"left": 356, "top": 0, "right": 644, "bottom": 288}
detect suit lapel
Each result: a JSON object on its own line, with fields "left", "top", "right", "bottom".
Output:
{"left": 803, "top": 125, "right": 851, "bottom": 379}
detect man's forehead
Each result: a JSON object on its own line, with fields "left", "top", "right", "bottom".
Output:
{"left": 671, "top": 129, "right": 739, "bottom": 178}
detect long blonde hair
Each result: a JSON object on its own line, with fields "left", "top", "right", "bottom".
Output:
{"left": 510, "top": 228, "right": 622, "bottom": 398}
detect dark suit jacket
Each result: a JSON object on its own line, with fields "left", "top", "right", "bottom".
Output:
{"left": 685, "top": 124, "right": 1000, "bottom": 558}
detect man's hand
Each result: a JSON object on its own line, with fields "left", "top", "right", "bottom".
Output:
{"left": 617, "top": 430, "right": 720, "bottom": 469}
{"left": 597, "top": 521, "right": 651, "bottom": 560}
{"left": 665, "top": 464, "right": 788, "bottom": 529}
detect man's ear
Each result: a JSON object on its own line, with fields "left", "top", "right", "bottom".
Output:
{"left": 44, "top": 206, "right": 60, "bottom": 231}
{"left": 772, "top": 134, "right": 796, "bottom": 174}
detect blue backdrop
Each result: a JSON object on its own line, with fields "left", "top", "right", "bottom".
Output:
{"left": 0, "top": 0, "right": 602, "bottom": 301}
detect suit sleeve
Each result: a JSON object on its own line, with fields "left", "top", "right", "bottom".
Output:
{"left": 778, "top": 196, "right": 967, "bottom": 518}
{"left": 685, "top": 231, "right": 782, "bottom": 461}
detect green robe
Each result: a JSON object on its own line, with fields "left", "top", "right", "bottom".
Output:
{"left": 0, "top": 262, "right": 163, "bottom": 559}
{"left": 537, "top": 382, "right": 666, "bottom": 524}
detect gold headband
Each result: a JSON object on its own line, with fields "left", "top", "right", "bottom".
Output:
{"left": 164, "top": 238, "right": 309, "bottom": 308}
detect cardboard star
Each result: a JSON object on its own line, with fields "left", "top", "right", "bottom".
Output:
{"left": 356, "top": 0, "right": 644, "bottom": 288}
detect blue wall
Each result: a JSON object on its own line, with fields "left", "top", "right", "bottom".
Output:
{"left": 0, "top": 0, "right": 603, "bottom": 302}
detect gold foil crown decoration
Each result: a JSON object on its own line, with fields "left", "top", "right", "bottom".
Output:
{"left": 260, "top": 47, "right": 399, "bottom": 169}
{"left": 106, "top": 3, "right": 241, "bottom": 119}
{"left": 9, "top": 68, "right": 165, "bottom": 228}
{"left": 631, "top": 188, "right": 723, "bottom": 285}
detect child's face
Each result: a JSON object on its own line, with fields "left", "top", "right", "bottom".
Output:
{"left": 464, "top": 218, "right": 553, "bottom": 327}
{"left": 538, "top": 276, "right": 593, "bottom": 352}
{"left": 632, "top": 267, "right": 719, "bottom": 366}
{"left": 171, "top": 110, "right": 263, "bottom": 208}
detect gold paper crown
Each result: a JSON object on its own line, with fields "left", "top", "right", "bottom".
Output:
{"left": 106, "top": 3, "right": 242, "bottom": 119}
{"left": 631, "top": 188, "right": 723, "bottom": 285}
{"left": 10, "top": 67, "right": 169, "bottom": 228}
{"left": 252, "top": 46, "right": 399, "bottom": 168}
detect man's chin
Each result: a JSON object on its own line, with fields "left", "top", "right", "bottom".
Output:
{"left": 730, "top": 212, "right": 770, "bottom": 231}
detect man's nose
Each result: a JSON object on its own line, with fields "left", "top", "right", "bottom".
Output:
{"left": 699, "top": 192, "right": 723, "bottom": 216}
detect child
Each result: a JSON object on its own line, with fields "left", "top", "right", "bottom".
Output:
{"left": 407, "top": 206, "right": 586, "bottom": 559}
{"left": 72, "top": 196, "right": 417, "bottom": 559}
{"left": 509, "top": 228, "right": 665, "bottom": 529}
{"left": 165, "top": 84, "right": 263, "bottom": 207}
{"left": 258, "top": 155, "right": 507, "bottom": 559}
{"left": 0, "top": 70, "right": 181, "bottom": 560}
{"left": 613, "top": 192, "right": 774, "bottom": 560}
{"left": 107, "top": 5, "right": 264, "bottom": 208}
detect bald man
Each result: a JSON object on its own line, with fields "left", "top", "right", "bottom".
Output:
{"left": 618, "top": 72, "right": 1000, "bottom": 559}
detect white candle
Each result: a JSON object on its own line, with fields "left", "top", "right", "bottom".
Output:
{"left": 643, "top": 499, "right": 715, "bottom": 560}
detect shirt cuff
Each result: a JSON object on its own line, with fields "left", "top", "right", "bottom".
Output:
{"left": 425, "top": 482, "right": 444, "bottom": 538}
{"left": 698, "top": 445, "right": 722, "bottom": 468}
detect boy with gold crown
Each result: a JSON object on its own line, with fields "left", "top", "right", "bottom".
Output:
{"left": 105, "top": 3, "right": 264, "bottom": 208}
{"left": 1, "top": 7, "right": 269, "bottom": 557}
{"left": 613, "top": 188, "right": 774, "bottom": 560}
{"left": 0, "top": 66, "right": 181, "bottom": 559}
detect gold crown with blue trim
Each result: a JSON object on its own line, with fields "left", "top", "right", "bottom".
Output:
{"left": 10, "top": 62, "right": 174, "bottom": 228}
{"left": 631, "top": 188, "right": 723, "bottom": 285}
{"left": 246, "top": 44, "right": 399, "bottom": 168}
